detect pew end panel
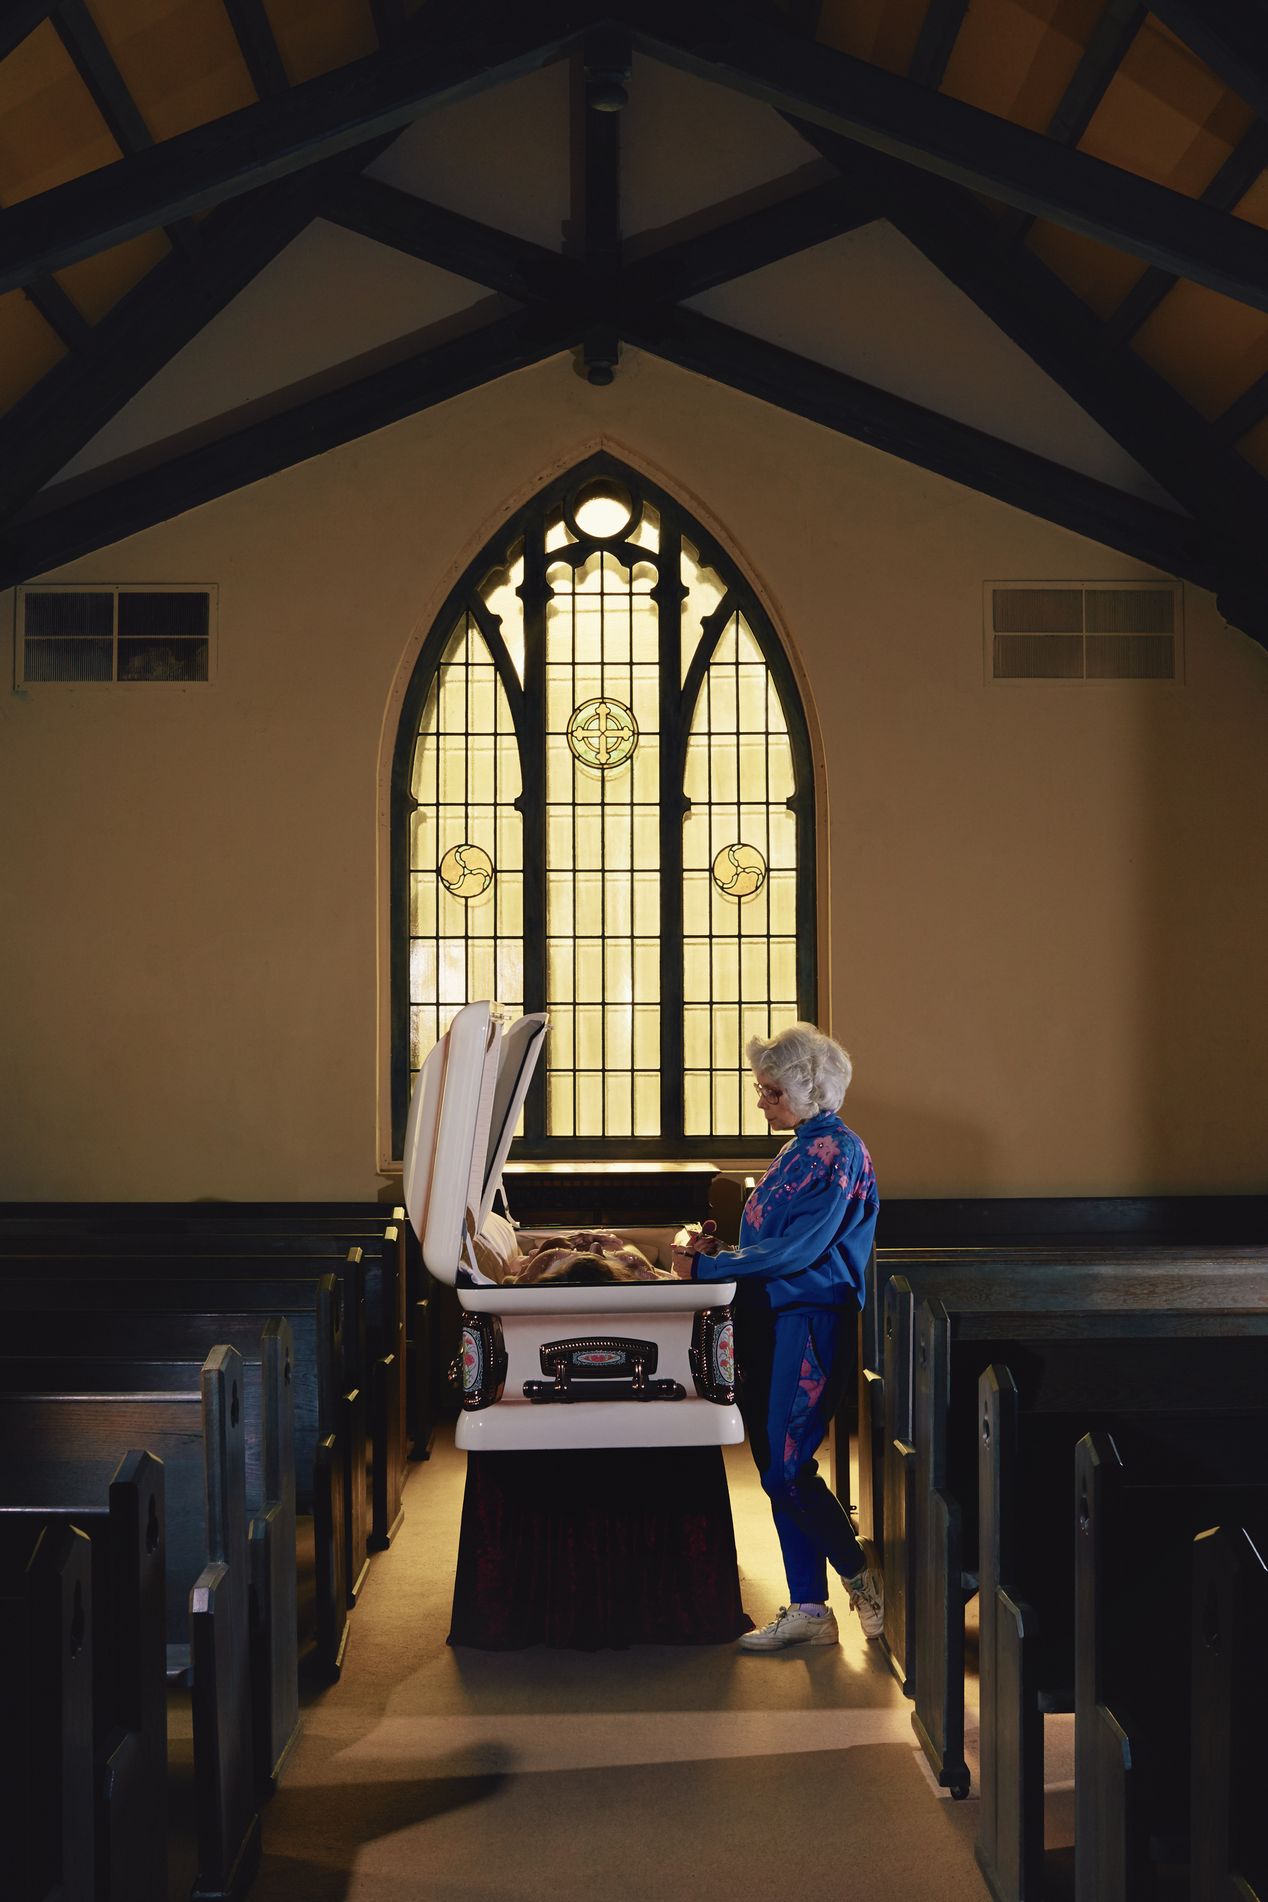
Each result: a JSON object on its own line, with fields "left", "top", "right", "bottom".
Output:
{"left": 1191, "top": 1524, "right": 1268, "bottom": 1902}
{"left": 191, "top": 1346, "right": 259, "bottom": 1902}
{"left": 1075, "top": 1422, "right": 1268, "bottom": 1902}
{"left": 912, "top": 1299, "right": 972, "bottom": 1799}
{"left": 975, "top": 1366, "right": 1045, "bottom": 1902}
{"left": 100, "top": 1448, "right": 168, "bottom": 1902}
{"left": 249, "top": 1318, "right": 299, "bottom": 1794}
{"left": 881, "top": 1275, "right": 917, "bottom": 1693}
{"left": 0, "top": 1519, "right": 96, "bottom": 1902}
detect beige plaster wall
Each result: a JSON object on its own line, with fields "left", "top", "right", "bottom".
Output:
{"left": 3, "top": 347, "right": 1266, "bottom": 1200}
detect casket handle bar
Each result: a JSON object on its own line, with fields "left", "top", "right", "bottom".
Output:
{"left": 524, "top": 1337, "right": 686, "bottom": 1404}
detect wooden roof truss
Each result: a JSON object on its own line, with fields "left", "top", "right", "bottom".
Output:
{"left": 1, "top": 0, "right": 1267, "bottom": 654}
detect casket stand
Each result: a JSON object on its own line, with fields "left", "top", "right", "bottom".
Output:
{"left": 404, "top": 1004, "right": 752, "bottom": 1650}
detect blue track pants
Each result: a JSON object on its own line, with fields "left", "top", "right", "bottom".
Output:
{"left": 737, "top": 1300, "right": 866, "bottom": 1603}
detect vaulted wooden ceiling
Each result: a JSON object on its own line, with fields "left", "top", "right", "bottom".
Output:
{"left": 2, "top": 0, "right": 1268, "bottom": 651}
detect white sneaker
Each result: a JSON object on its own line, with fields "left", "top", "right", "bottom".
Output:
{"left": 739, "top": 1605, "right": 840, "bottom": 1651}
{"left": 845, "top": 1567, "right": 884, "bottom": 1639}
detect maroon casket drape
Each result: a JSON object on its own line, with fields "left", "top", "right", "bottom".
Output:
{"left": 448, "top": 1446, "right": 752, "bottom": 1650}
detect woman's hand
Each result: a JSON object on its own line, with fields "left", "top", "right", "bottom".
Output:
{"left": 670, "top": 1220, "right": 721, "bottom": 1278}
{"left": 670, "top": 1244, "right": 697, "bottom": 1279}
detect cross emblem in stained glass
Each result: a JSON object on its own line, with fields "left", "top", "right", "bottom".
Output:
{"left": 711, "top": 842, "right": 768, "bottom": 899}
{"left": 438, "top": 842, "right": 494, "bottom": 900}
{"left": 566, "top": 696, "right": 639, "bottom": 770}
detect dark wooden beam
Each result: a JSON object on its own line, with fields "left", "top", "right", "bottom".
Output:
{"left": 369, "top": 0, "right": 409, "bottom": 44}
{"left": 328, "top": 169, "right": 875, "bottom": 314}
{"left": 0, "top": 0, "right": 583, "bottom": 294}
{"left": 0, "top": 1, "right": 56, "bottom": 63}
{"left": 221, "top": 0, "right": 290, "bottom": 99}
{"left": 583, "top": 27, "right": 626, "bottom": 275}
{"left": 1212, "top": 366, "right": 1268, "bottom": 444}
{"left": 1149, "top": 0, "right": 1268, "bottom": 129}
{"left": 621, "top": 301, "right": 1212, "bottom": 583}
{"left": 0, "top": 309, "right": 575, "bottom": 587}
{"left": 54, "top": 0, "right": 204, "bottom": 272}
{"left": 778, "top": 113, "right": 1268, "bottom": 559}
{"left": 908, "top": 0, "right": 970, "bottom": 91}
{"left": 1098, "top": 121, "right": 1268, "bottom": 352}
{"left": 622, "top": 176, "right": 874, "bottom": 303}
{"left": 55, "top": 0, "right": 151, "bottom": 151}
{"left": 0, "top": 139, "right": 396, "bottom": 521}
{"left": 625, "top": 0, "right": 1268, "bottom": 313}
{"left": 24, "top": 276, "right": 94, "bottom": 352}
{"left": 995, "top": 0, "right": 1145, "bottom": 247}
{"left": 324, "top": 175, "right": 584, "bottom": 303}
{"left": 783, "top": 0, "right": 821, "bottom": 31}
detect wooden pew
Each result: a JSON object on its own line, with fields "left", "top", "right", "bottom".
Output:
{"left": 0, "top": 1325, "right": 300, "bottom": 1798}
{"left": 978, "top": 1378, "right": 1268, "bottom": 1902}
{"left": 0, "top": 1450, "right": 165, "bottom": 1902}
{"left": 1074, "top": 1428, "right": 1268, "bottom": 1902}
{"left": 0, "top": 1519, "right": 96, "bottom": 1902}
{"left": 859, "top": 1244, "right": 1268, "bottom": 1561}
{"left": 0, "top": 1213, "right": 408, "bottom": 1546}
{"left": 0, "top": 1350, "right": 260, "bottom": 1902}
{"left": 911, "top": 1301, "right": 1268, "bottom": 1803}
{"left": 0, "top": 1248, "right": 371, "bottom": 1602}
{"left": 0, "top": 1276, "right": 348, "bottom": 1681}
{"left": 880, "top": 1262, "right": 1268, "bottom": 1698}
{"left": 1190, "top": 1522, "right": 1268, "bottom": 1902}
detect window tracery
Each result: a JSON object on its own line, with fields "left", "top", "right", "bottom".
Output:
{"left": 393, "top": 460, "right": 816, "bottom": 1156}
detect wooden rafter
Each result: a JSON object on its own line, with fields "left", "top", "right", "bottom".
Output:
{"left": 325, "top": 177, "right": 582, "bottom": 304}
{"left": 622, "top": 303, "right": 1208, "bottom": 581}
{"left": 221, "top": 0, "right": 289, "bottom": 100}
{"left": 581, "top": 25, "right": 627, "bottom": 381}
{"left": 370, "top": 0, "right": 409, "bottom": 44}
{"left": 1149, "top": 0, "right": 1268, "bottom": 130}
{"left": 0, "top": 309, "right": 574, "bottom": 587}
{"left": 995, "top": 0, "right": 1145, "bottom": 248}
{"left": 625, "top": 0, "right": 1268, "bottom": 315}
{"left": 0, "top": 1, "right": 55, "bottom": 63}
{"left": 831, "top": 141, "right": 1268, "bottom": 550}
{"left": 0, "top": 0, "right": 584, "bottom": 295}
{"left": 621, "top": 177, "right": 874, "bottom": 302}
{"left": 908, "top": 0, "right": 971, "bottom": 91}
{"left": 24, "top": 276, "right": 93, "bottom": 351}
{"left": 55, "top": 0, "right": 203, "bottom": 271}
{"left": 0, "top": 141, "right": 396, "bottom": 521}
{"left": 1098, "top": 121, "right": 1268, "bottom": 352}
{"left": 326, "top": 168, "right": 878, "bottom": 328}
{"left": 1212, "top": 366, "right": 1268, "bottom": 445}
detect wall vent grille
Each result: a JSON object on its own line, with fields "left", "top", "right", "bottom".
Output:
{"left": 986, "top": 583, "right": 1181, "bottom": 682}
{"left": 16, "top": 584, "right": 215, "bottom": 685}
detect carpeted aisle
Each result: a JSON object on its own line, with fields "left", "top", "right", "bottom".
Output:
{"left": 245, "top": 1432, "right": 991, "bottom": 1902}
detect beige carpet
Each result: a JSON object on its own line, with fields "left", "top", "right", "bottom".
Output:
{"left": 223, "top": 1431, "right": 992, "bottom": 1902}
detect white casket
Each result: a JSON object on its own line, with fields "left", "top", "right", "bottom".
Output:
{"left": 402, "top": 1000, "right": 743, "bottom": 1454}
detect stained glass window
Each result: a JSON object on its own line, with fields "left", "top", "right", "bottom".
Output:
{"left": 393, "top": 460, "right": 816, "bottom": 1156}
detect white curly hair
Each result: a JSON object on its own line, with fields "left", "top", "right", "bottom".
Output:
{"left": 746, "top": 1021, "right": 853, "bottom": 1119}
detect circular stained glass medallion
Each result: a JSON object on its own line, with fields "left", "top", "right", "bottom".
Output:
{"left": 439, "top": 842, "right": 494, "bottom": 900}
{"left": 711, "top": 842, "right": 768, "bottom": 899}
{"left": 566, "top": 697, "right": 639, "bottom": 771}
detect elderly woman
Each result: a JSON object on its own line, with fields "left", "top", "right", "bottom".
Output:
{"left": 674, "top": 1023, "right": 883, "bottom": 1651}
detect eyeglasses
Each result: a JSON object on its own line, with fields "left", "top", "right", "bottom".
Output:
{"left": 753, "top": 1082, "right": 785, "bottom": 1103}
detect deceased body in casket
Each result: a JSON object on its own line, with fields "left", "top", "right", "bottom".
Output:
{"left": 402, "top": 1001, "right": 742, "bottom": 1452}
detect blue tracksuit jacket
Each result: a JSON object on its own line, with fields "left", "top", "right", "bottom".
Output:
{"left": 693, "top": 1110, "right": 878, "bottom": 1311}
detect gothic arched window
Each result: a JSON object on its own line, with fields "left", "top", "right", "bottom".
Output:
{"left": 391, "top": 458, "right": 816, "bottom": 1158}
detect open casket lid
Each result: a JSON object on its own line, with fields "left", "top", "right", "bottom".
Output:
{"left": 402, "top": 1001, "right": 548, "bottom": 1287}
